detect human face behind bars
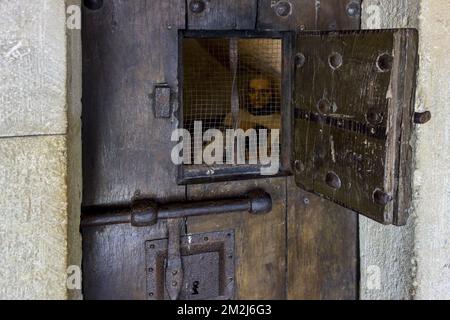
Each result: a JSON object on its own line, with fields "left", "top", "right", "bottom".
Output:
{"left": 248, "top": 78, "right": 272, "bottom": 109}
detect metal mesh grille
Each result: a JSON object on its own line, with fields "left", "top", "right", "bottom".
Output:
{"left": 182, "top": 37, "right": 282, "bottom": 165}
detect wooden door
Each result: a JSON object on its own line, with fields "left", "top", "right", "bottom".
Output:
{"left": 81, "top": 0, "right": 360, "bottom": 300}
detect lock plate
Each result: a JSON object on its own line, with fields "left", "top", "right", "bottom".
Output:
{"left": 146, "top": 230, "right": 235, "bottom": 300}
{"left": 293, "top": 29, "right": 418, "bottom": 225}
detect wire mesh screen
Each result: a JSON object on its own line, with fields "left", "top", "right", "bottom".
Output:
{"left": 182, "top": 37, "right": 282, "bottom": 166}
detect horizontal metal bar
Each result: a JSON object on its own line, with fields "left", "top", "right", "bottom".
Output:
{"left": 81, "top": 189, "right": 272, "bottom": 228}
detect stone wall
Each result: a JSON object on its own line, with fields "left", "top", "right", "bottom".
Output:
{"left": 0, "top": 0, "right": 82, "bottom": 299}
{"left": 360, "top": 0, "right": 450, "bottom": 300}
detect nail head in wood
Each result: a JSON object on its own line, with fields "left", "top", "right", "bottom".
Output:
{"left": 326, "top": 172, "right": 342, "bottom": 190}
{"left": 189, "top": 0, "right": 206, "bottom": 14}
{"left": 373, "top": 189, "right": 393, "bottom": 206}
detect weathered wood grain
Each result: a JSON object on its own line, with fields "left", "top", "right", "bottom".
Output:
{"left": 82, "top": 222, "right": 169, "bottom": 300}
{"left": 187, "top": 0, "right": 258, "bottom": 30}
{"left": 293, "top": 30, "right": 418, "bottom": 225}
{"left": 286, "top": 177, "right": 358, "bottom": 299}
{"left": 186, "top": 178, "right": 287, "bottom": 299}
{"left": 257, "top": 0, "right": 361, "bottom": 31}
{"left": 82, "top": 0, "right": 186, "bottom": 206}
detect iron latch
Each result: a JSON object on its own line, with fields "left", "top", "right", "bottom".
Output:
{"left": 81, "top": 189, "right": 272, "bottom": 228}
{"left": 82, "top": 190, "right": 272, "bottom": 300}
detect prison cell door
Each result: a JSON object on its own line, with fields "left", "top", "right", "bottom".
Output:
{"left": 81, "top": 0, "right": 362, "bottom": 300}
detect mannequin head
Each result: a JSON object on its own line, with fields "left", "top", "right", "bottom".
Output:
{"left": 248, "top": 77, "right": 273, "bottom": 109}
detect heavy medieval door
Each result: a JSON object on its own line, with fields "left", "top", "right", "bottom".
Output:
{"left": 81, "top": 0, "right": 419, "bottom": 300}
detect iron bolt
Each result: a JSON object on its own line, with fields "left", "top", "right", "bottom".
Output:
{"left": 414, "top": 111, "right": 432, "bottom": 124}
{"left": 172, "top": 281, "right": 178, "bottom": 287}
{"left": 325, "top": 172, "right": 342, "bottom": 190}
{"left": 295, "top": 53, "right": 306, "bottom": 68}
{"left": 84, "top": 0, "right": 103, "bottom": 10}
{"left": 376, "top": 53, "right": 393, "bottom": 72}
{"left": 346, "top": 1, "right": 361, "bottom": 17}
{"left": 317, "top": 98, "right": 336, "bottom": 114}
{"left": 373, "top": 189, "right": 393, "bottom": 206}
{"left": 275, "top": 1, "right": 292, "bottom": 17}
{"left": 366, "top": 109, "right": 384, "bottom": 125}
{"left": 190, "top": 0, "right": 206, "bottom": 14}
{"left": 172, "top": 270, "right": 178, "bottom": 276}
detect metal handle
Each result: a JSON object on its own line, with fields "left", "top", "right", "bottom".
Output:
{"left": 81, "top": 189, "right": 272, "bottom": 228}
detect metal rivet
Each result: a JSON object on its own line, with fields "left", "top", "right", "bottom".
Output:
{"left": 414, "top": 111, "right": 432, "bottom": 124}
{"left": 325, "top": 172, "right": 342, "bottom": 190}
{"left": 317, "top": 98, "right": 337, "bottom": 114}
{"left": 294, "top": 160, "right": 304, "bottom": 172}
{"left": 172, "top": 281, "right": 178, "bottom": 287}
{"left": 149, "top": 292, "right": 154, "bottom": 297}
{"left": 172, "top": 270, "right": 178, "bottom": 276}
{"left": 148, "top": 268, "right": 154, "bottom": 273}
{"left": 84, "top": 0, "right": 103, "bottom": 10}
{"left": 346, "top": 1, "right": 361, "bottom": 17}
{"left": 204, "top": 236, "right": 209, "bottom": 242}
{"left": 376, "top": 53, "right": 393, "bottom": 72}
{"left": 296, "top": 53, "right": 306, "bottom": 68}
{"left": 189, "top": 0, "right": 206, "bottom": 14}
{"left": 366, "top": 108, "right": 384, "bottom": 125}
{"left": 275, "top": 1, "right": 292, "bottom": 17}
{"left": 373, "top": 189, "right": 393, "bottom": 206}
{"left": 303, "top": 198, "right": 310, "bottom": 206}
{"left": 328, "top": 52, "right": 343, "bottom": 70}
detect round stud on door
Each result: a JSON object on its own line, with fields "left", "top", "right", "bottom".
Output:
{"left": 376, "top": 53, "right": 394, "bottom": 73}
{"left": 346, "top": 1, "right": 361, "bottom": 17}
{"left": 317, "top": 98, "right": 337, "bottom": 115}
{"left": 84, "top": 0, "right": 103, "bottom": 10}
{"left": 366, "top": 108, "right": 384, "bottom": 125}
{"left": 190, "top": 0, "right": 206, "bottom": 14}
{"left": 373, "top": 189, "right": 393, "bottom": 206}
{"left": 295, "top": 53, "right": 306, "bottom": 69}
{"left": 328, "top": 52, "right": 343, "bottom": 70}
{"left": 325, "top": 172, "right": 342, "bottom": 190}
{"left": 274, "top": 1, "right": 292, "bottom": 17}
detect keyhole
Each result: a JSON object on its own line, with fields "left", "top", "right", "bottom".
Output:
{"left": 192, "top": 281, "right": 200, "bottom": 295}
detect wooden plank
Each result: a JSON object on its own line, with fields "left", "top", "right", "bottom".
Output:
{"left": 293, "top": 30, "right": 418, "bottom": 225}
{"left": 286, "top": 177, "right": 358, "bottom": 300}
{"left": 185, "top": 0, "right": 286, "bottom": 300}
{"left": 186, "top": 178, "right": 287, "bottom": 299}
{"left": 82, "top": 0, "right": 186, "bottom": 206}
{"left": 257, "top": 0, "right": 361, "bottom": 31}
{"left": 82, "top": 222, "right": 168, "bottom": 300}
{"left": 256, "top": 0, "right": 361, "bottom": 300}
{"left": 393, "top": 30, "right": 418, "bottom": 226}
{"left": 82, "top": 0, "right": 187, "bottom": 301}
{"left": 187, "top": 0, "right": 258, "bottom": 30}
